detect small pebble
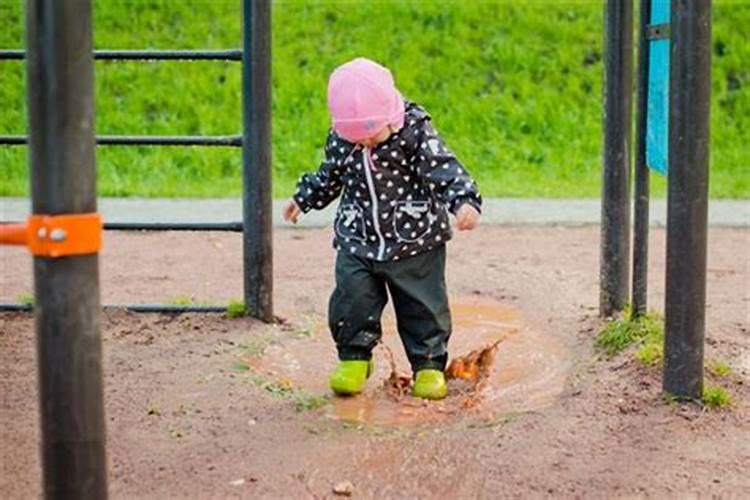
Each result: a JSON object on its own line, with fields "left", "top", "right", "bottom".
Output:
{"left": 333, "top": 481, "right": 354, "bottom": 496}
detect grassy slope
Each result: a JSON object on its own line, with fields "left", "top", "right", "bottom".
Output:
{"left": 0, "top": 1, "right": 747, "bottom": 199}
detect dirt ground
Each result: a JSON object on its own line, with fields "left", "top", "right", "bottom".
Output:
{"left": 1, "top": 226, "right": 749, "bottom": 499}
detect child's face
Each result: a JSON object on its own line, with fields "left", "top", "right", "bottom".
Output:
{"left": 359, "top": 125, "right": 392, "bottom": 148}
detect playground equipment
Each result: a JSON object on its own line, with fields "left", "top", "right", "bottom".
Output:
{"left": 0, "top": 0, "right": 273, "bottom": 321}
{"left": 0, "top": 0, "right": 270, "bottom": 497}
{"left": 600, "top": 0, "right": 711, "bottom": 400}
{"left": 7, "top": 1, "right": 106, "bottom": 496}
{"left": 0, "top": 0, "right": 712, "bottom": 496}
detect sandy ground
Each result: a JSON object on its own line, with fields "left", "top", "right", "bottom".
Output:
{"left": 1, "top": 226, "right": 749, "bottom": 498}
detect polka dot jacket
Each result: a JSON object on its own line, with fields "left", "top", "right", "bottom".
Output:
{"left": 293, "top": 102, "right": 482, "bottom": 262}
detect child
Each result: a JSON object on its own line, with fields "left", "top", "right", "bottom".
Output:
{"left": 282, "top": 58, "right": 481, "bottom": 400}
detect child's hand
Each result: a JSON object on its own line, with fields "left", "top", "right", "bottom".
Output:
{"left": 455, "top": 204, "right": 480, "bottom": 231}
{"left": 283, "top": 199, "right": 301, "bottom": 224}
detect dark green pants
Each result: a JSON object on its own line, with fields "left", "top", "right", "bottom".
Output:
{"left": 329, "top": 246, "right": 452, "bottom": 372}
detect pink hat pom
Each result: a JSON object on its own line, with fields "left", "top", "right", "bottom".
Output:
{"left": 327, "top": 57, "right": 405, "bottom": 143}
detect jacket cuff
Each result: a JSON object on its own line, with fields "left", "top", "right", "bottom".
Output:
{"left": 293, "top": 192, "right": 313, "bottom": 213}
{"left": 451, "top": 196, "right": 482, "bottom": 215}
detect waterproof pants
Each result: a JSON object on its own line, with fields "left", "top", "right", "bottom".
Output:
{"left": 329, "top": 246, "right": 452, "bottom": 372}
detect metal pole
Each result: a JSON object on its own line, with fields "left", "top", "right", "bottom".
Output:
{"left": 25, "top": 0, "right": 107, "bottom": 497}
{"left": 663, "top": 0, "right": 711, "bottom": 400}
{"left": 242, "top": 0, "right": 273, "bottom": 322}
{"left": 600, "top": 0, "right": 634, "bottom": 317}
{"left": 631, "top": 0, "right": 652, "bottom": 318}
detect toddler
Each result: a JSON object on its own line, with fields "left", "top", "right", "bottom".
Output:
{"left": 283, "top": 58, "right": 481, "bottom": 400}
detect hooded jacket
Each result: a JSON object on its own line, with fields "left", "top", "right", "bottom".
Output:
{"left": 294, "top": 102, "right": 482, "bottom": 262}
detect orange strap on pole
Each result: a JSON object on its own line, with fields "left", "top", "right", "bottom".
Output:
{"left": 0, "top": 213, "right": 102, "bottom": 258}
{"left": 0, "top": 223, "right": 29, "bottom": 246}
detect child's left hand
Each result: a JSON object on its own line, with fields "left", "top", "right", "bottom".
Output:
{"left": 456, "top": 204, "right": 481, "bottom": 231}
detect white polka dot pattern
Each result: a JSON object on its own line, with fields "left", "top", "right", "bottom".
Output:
{"left": 294, "top": 102, "right": 482, "bottom": 261}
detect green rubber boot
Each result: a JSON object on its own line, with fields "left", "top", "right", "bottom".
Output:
{"left": 329, "top": 359, "right": 374, "bottom": 396}
{"left": 413, "top": 369, "right": 448, "bottom": 400}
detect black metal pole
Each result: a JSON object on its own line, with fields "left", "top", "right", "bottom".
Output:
{"left": 242, "top": 0, "right": 273, "bottom": 322}
{"left": 600, "top": 0, "right": 634, "bottom": 317}
{"left": 631, "top": 0, "right": 652, "bottom": 318}
{"left": 663, "top": 0, "right": 711, "bottom": 400}
{"left": 26, "top": 0, "right": 107, "bottom": 497}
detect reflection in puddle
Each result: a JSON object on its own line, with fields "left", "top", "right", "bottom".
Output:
{"left": 247, "top": 300, "right": 569, "bottom": 427}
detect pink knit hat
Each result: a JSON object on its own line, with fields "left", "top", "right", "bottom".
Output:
{"left": 327, "top": 58, "right": 405, "bottom": 143}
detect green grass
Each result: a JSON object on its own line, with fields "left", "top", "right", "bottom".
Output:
{"left": 226, "top": 300, "right": 247, "bottom": 318}
{"left": 1, "top": 1, "right": 748, "bottom": 199}
{"left": 231, "top": 361, "right": 252, "bottom": 372}
{"left": 166, "top": 294, "right": 197, "bottom": 306}
{"left": 241, "top": 366, "right": 330, "bottom": 412}
{"left": 707, "top": 359, "right": 733, "bottom": 378}
{"left": 16, "top": 293, "right": 34, "bottom": 306}
{"left": 596, "top": 306, "right": 664, "bottom": 356}
{"left": 291, "top": 392, "right": 330, "bottom": 412}
{"left": 664, "top": 385, "right": 734, "bottom": 409}
{"left": 597, "top": 307, "right": 736, "bottom": 409}
{"left": 635, "top": 338, "right": 664, "bottom": 367}
{"left": 237, "top": 335, "right": 275, "bottom": 358}
{"left": 163, "top": 296, "right": 246, "bottom": 310}
{"left": 702, "top": 385, "right": 733, "bottom": 408}
{"left": 231, "top": 331, "right": 329, "bottom": 411}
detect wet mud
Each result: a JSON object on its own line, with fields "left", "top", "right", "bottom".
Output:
{"left": 247, "top": 299, "right": 571, "bottom": 426}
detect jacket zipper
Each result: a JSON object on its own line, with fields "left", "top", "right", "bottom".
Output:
{"left": 363, "top": 147, "right": 386, "bottom": 260}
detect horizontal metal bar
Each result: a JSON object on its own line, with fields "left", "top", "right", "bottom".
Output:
{"left": 0, "top": 303, "right": 228, "bottom": 313}
{"left": 646, "top": 23, "right": 670, "bottom": 40}
{"left": 1, "top": 221, "right": 244, "bottom": 231}
{"left": 104, "top": 222, "right": 243, "bottom": 232}
{"left": 0, "top": 136, "right": 26, "bottom": 145}
{"left": 97, "top": 135, "right": 242, "bottom": 146}
{"left": 105, "top": 304, "right": 228, "bottom": 313}
{"left": 0, "top": 303, "right": 32, "bottom": 312}
{"left": 0, "top": 135, "right": 242, "bottom": 146}
{"left": 0, "top": 49, "right": 242, "bottom": 61}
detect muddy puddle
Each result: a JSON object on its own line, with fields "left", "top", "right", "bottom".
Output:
{"left": 246, "top": 299, "right": 570, "bottom": 426}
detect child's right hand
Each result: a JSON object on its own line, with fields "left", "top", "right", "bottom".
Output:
{"left": 282, "top": 199, "right": 301, "bottom": 224}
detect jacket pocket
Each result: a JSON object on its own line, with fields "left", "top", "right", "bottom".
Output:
{"left": 335, "top": 203, "right": 367, "bottom": 243}
{"left": 393, "top": 200, "right": 435, "bottom": 243}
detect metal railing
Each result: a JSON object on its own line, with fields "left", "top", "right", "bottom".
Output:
{"left": 0, "top": 0, "right": 273, "bottom": 318}
{"left": 0, "top": 49, "right": 244, "bottom": 60}
{"left": 0, "top": 135, "right": 243, "bottom": 146}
